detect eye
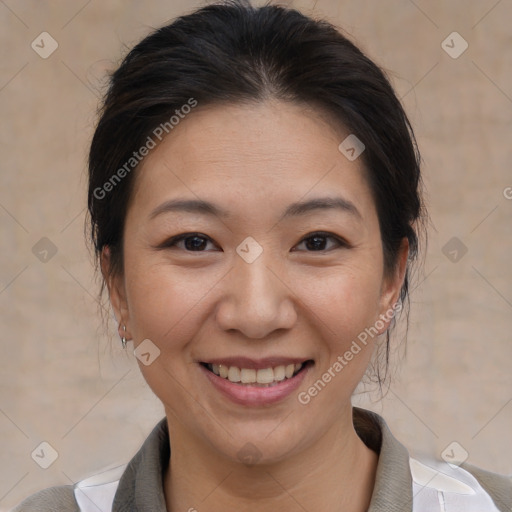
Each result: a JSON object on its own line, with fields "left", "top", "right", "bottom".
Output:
{"left": 157, "top": 231, "right": 348, "bottom": 253}
{"left": 158, "top": 232, "right": 219, "bottom": 252}
{"left": 293, "top": 231, "right": 348, "bottom": 252}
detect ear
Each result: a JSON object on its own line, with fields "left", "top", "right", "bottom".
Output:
{"left": 101, "top": 246, "right": 130, "bottom": 340}
{"left": 377, "top": 237, "right": 409, "bottom": 330}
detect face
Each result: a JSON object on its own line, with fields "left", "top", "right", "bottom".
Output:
{"left": 105, "top": 99, "right": 407, "bottom": 464}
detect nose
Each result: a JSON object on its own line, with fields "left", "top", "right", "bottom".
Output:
{"left": 215, "top": 250, "right": 298, "bottom": 339}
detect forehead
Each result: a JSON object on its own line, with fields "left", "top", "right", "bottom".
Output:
{"left": 131, "top": 100, "right": 375, "bottom": 221}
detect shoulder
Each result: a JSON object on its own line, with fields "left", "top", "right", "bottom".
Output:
{"left": 10, "top": 485, "right": 79, "bottom": 512}
{"left": 10, "top": 418, "right": 166, "bottom": 512}
{"left": 461, "top": 461, "right": 512, "bottom": 512}
{"left": 11, "top": 465, "right": 126, "bottom": 512}
{"left": 410, "top": 456, "right": 512, "bottom": 512}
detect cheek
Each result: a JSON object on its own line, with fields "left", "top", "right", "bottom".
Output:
{"left": 123, "top": 261, "right": 209, "bottom": 405}
{"left": 124, "top": 258, "right": 203, "bottom": 345}
{"left": 297, "top": 263, "right": 383, "bottom": 337}
{"left": 291, "top": 266, "right": 383, "bottom": 413}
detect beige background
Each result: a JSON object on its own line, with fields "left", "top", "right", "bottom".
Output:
{"left": 1, "top": 0, "right": 511, "bottom": 510}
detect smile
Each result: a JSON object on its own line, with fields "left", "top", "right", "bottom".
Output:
{"left": 199, "top": 359, "right": 314, "bottom": 406}
{"left": 203, "top": 362, "right": 307, "bottom": 386}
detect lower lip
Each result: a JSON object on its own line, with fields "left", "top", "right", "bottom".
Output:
{"left": 200, "top": 363, "right": 311, "bottom": 406}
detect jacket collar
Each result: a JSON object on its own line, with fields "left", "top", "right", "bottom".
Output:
{"left": 354, "top": 407, "right": 414, "bottom": 511}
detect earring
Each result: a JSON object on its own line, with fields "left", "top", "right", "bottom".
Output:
{"left": 121, "top": 325, "right": 127, "bottom": 349}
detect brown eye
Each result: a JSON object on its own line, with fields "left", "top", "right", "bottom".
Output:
{"left": 158, "top": 233, "right": 219, "bottom": 252}
{"left": 293, "top": 232, "right": 347, "bottom": 252}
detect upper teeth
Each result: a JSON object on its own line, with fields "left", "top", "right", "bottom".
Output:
{"left": 209, "top": 363, "right": 303, "bottom": 384}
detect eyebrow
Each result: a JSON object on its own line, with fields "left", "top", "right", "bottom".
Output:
{"left": 149, "top": 196, "right": 362, "bottom": 221}
{"left": 281, "top": 196, "right": 361, "bottom": 220}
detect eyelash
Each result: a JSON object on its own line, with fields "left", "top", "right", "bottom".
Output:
{"left": 158, "top": 231, "right": 349, "bottom": 253}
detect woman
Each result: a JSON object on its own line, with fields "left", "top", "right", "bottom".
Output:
{"left": 13, "top": 1, "right": 511, "bottom": 511}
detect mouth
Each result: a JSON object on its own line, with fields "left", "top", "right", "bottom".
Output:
{"left": 200, "top": 360, "right": 314, "bottom": 387}
{"left": 198, "top": 358, "right": 314, "bottom": 406}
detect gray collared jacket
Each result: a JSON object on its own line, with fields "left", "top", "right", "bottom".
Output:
{"left": 12, "top": 407, "right": 512, "bottom": 511}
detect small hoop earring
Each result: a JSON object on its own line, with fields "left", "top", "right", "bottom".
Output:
{"left": 121, "top": 325, "right": 127, "bottom": 349}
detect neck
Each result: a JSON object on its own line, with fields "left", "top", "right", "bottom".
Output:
{"left": 163, "top": 409, "right": 379, "bottom": 512}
